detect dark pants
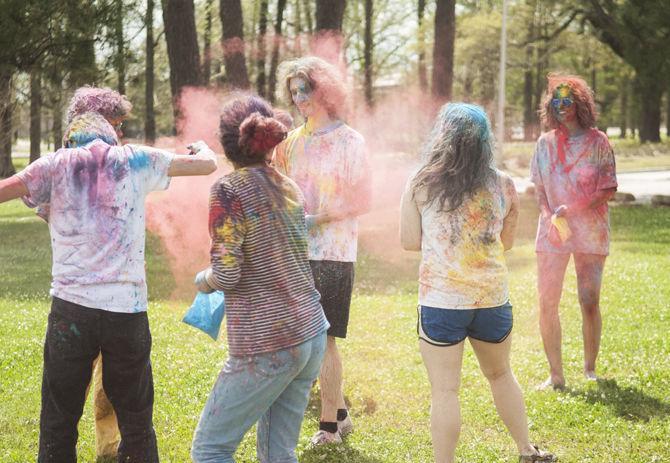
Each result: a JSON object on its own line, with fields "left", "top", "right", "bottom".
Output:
{"left": 38, "top": 297, "right": 158, "bottom": 463}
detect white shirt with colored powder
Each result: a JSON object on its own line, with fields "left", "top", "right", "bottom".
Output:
{"left": 402, "top": 169, "right": 517, "bottom": 310}
{"left": 17, "top": 140, "right": 174, "bottom": 312}
{"left": 273, "top": 122, "right": 371, "bottom": 262}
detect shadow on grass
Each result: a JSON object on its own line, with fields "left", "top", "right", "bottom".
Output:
{"left": 300, "top": 442, "right": 385, "bottom": 463}
{"left": 568, "top": 378, "right": 670, "bottom": 421}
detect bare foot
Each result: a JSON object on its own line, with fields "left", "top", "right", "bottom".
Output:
{"left": 536, "top": 377, "right": 565, "bottom": 391}
{"left": 584, "top": 370, "right": 599, "bottom": 381}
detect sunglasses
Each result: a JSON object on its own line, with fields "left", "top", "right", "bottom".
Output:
{"left": 551, "top": 97, "right": 573, "bottom": 109}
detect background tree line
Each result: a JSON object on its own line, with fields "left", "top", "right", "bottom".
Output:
{"left": 1, "top": 0, "right": 669, "bottom": 178}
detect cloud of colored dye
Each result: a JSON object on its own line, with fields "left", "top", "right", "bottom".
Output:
{"left": 144, "top": 35, "right": 534, "bottom": 298}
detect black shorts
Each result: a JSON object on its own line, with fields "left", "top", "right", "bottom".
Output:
{"left": 309, "top": 260, "right": 354, "bottom": 338}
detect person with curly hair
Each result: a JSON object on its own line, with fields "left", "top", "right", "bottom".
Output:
{"left": 400, "top": 102, "right": 556, "bottom": 463}
{"left": 26, "top": 86, "right": 146, "bottom": 460}
{"left": 191, "top": 95, "right": 328, "bottom": 463}
{"left": 273, "top": 56, "right": 372, "bottom": 445}
{"left": 0, "top": 110, "right": 217, "bottom": 462}
{"left": 531, "top": 74, "right": 617, "bottom": 390}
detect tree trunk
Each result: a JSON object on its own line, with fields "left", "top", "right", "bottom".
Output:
{"left": 162, "top": 0, "right": 202, "bottom": 126}
{"left": 364, "top": 0, "right": 373, "bottom": 107}
{"left": 145, "top": 0, "right": 156, "bottom": 144}
{"left": 417, "top": 0, "right": 428, "bottom": 92}
{"left": 0, "top": 70, "right": 15, "bottom": 178}
{"left": 314, "top": 0, "right": 346, "bottom": 61}
{"left": 51, "top": 74, "right": 63, "bottom": 150}
{"left": 432, "top": 0, "right": 456, "bottom": 100}
{"left": 115, "top": 0, "right": 126, "bottom": 94}
{"left": 30, "top": 69, "right": 41, "bottom": 163}
{"left": 316, "top": 0, "right": 346, "bottom": 31}
{"left": 522, "top": 0, "right": 536, "bottom": 141}
{"left": 666, "top": 84, "right": 670, "bottom": 137}
{"left": 635, "top": 70, "right": 663, "bottom": 143}
{"left": 303, "top": 0, "right": 314, "bottom": 33}
{"left": 268, "top": 0, "right": 287, "bottom": 103}
{"left": 619, "top": 74, "right": 628, "bottom": 139}
{"left": 203, "top": 0, "right": 214, "bottom": 85}
{"left": 220, "top": 0, "right": 250, "bottom": 89}
{"left": 66, "top": 0, "right": 98, "bottom": 88}
{"left": 256, "top": 0, "right": 269, "bottom": 97}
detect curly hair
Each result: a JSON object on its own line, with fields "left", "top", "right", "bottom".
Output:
{"left": 62, "top": 112, "right": 119, "bottom": 148}
{"left": 540, "top": 73, "right": 597, "bottom": 130}
{"left": 412, "top": 103, "right": 495, "bottom": 212}
{"left": 219, "top": 95, "right": 287, "bottom": 167}
{"left": 276, "top": 56, "right": 347, "bottom": 119}
{"left": 66, "top": 86, "right": 132, "bottom": 124}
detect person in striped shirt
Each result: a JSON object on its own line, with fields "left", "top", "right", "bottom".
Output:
{"left": 191, "top": 95, "right": 329, "bottom": 463}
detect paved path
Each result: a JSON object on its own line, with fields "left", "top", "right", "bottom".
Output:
{"left": 513, "top": 170, "right": 670, "bottom": 202}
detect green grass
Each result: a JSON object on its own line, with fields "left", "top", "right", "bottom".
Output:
{"left": 1, "top": 178, "right": 669, "bottom": 461}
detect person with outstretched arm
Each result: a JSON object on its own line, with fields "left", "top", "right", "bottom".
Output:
{"left": 0, "top": 111, "right": 217, "bottom": 462}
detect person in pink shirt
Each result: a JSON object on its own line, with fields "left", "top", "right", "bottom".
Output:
{"left": 530, "top": 74, "right": 617, "bottom": 390}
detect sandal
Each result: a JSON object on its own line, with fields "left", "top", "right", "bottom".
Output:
{"left": 519, "top": 445, "right": 557, "bottom": 462}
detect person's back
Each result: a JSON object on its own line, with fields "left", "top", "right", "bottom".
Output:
{"left": 191, "top": 94, "right": 328, "bottom": 463}
{"left": 413, "top": 169, "right": 515, "bottom": 309}
{"left": 400, "top": 102, "right": 555, "bottom": 463}
{"left": 20, "top": 132, "right": 174, "bottom": 311}
{"left": 0, "top": 110, "right": 217, "bottom": 463}
{"left": 210, "top": 165, "right": 325, "bottom": 355}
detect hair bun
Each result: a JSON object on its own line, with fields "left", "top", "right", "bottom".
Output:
{"left": 239, "top": 112, "right": 288, "bottom": 156}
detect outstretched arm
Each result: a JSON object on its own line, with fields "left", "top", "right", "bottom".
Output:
{"left": 0, "top": 176, "right": 28, "bottom": 204}
{"left": 168, "top": 141, "right": 218, "bottom": 177}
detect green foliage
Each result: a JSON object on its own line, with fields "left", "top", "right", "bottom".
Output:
{"left": 1, "top": 190, "right": 669, "bottom": 462}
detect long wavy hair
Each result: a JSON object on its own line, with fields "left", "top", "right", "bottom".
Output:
{"left": 276, "top": 56, "right": 347, "bottom": 119}
{"left": 540, "top": 73, "right": 598, "bottom": 130}
{"left": 412, "top": 103, "right": 495, "bottom": 212}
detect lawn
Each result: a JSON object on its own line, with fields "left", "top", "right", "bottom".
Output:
{"left": 0, "top": 168, "right": 669, "bottom": 462}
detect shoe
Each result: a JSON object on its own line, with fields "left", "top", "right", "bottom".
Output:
{"left": 338, "top": 414, "right": 353, "bottom": 438}
{"left": 519, "top": 445, "right": 557, "bottom": 462}
{"left": 310, "top": 429, "right": 342, "bottom": 446}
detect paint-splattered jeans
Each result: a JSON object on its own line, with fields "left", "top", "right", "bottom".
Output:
{"left": 191, "top": 331, "right": 327, "bottom": 463}
{"left": 38, "top": 297, "right": 158, "bottom": 463}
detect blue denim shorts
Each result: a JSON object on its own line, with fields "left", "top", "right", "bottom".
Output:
{"left": 417, "top": 301, "right": 513, "bottom": 346}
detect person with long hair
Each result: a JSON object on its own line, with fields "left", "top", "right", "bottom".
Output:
{"left": 400, "top": 103, "right": 556, "bottom": 463}
{"left": 531, "top": 74, "right": 617, "bottom": 390}
{"left": 273, "top": 56, "right": 372, "bottom": 445}
{"left": 191, "top": 95, "right": 329, "bottom": 463}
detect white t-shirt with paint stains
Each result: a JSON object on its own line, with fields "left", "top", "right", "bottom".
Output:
{"left": 404, "top": 169, "right": 516, "bottom": 310}
{"left": 17, "top": 140, "right": 173, "bottom": 312}
{"left": 273, "top": 122, "right": 371, "bottom": 262}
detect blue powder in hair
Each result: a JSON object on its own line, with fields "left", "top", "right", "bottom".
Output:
{"left": 65, "top": 131, "right": 117, "bottom": 148}
{"left": 440, "top": 103, "right": 492, "bottom": 142}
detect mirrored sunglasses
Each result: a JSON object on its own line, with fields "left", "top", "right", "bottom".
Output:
{"left": 551, "top": 97, "right": 573, "bottom": 109}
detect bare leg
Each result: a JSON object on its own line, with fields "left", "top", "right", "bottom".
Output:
{"left": 419, "top": 340, "right": 464, "bottom": 463}
{"left": 470, "top": 337, "right": 537, "bottom": 456}
{"left": 319, "top": 336, "right": 345, "bottom": 423}
{"left": 537, "top": 252, "right": 570, "bottom": 389}
{"left": 574, "top": 253, "right": 606, "bottom": 379}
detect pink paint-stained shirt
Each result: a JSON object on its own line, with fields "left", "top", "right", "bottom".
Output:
{"left": 530, "top": 128, "right": 617, "bottom": 255}
{"left": 273, "top": 122, "right": 371, "bottom": 262}
{"left": 403, "top": 169, "right": 517, "bottom": 310}
{"left": 17, "top": 141, "right": 174, "bottom": 312}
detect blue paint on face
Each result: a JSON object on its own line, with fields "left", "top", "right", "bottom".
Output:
{"left": 290, "top": 77, "right": 312, "bottom": 106}
{"left": 128, "top": 151, "right": 150, "bottom": 170}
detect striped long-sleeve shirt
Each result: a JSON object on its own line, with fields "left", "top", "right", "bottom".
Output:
{"left": 206, "top": 166, "right": 328, "bottom": 356}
